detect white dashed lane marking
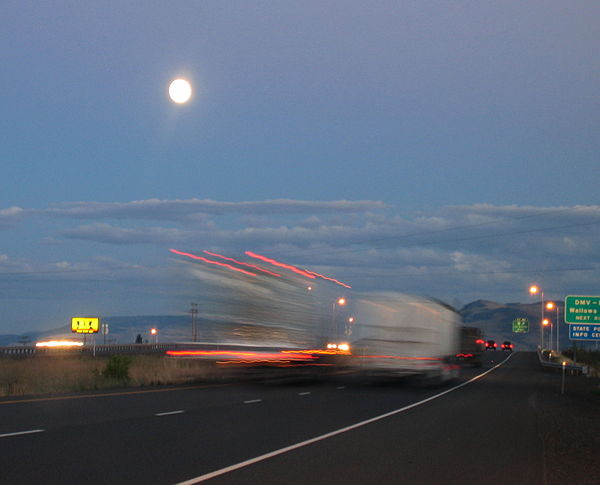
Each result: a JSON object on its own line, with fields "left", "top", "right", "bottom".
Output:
{"left": 155, "top": 410, "right": 185, "bottom": 417}
{"left": 0, "top": 429, "right": 45, "bottom": 438}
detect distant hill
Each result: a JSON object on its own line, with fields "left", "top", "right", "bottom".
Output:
{"left": 1, "top": 300, "right": 573, "bottom": 351}
{"left": 459, "top": 299, "right": 568, "bottom": 351}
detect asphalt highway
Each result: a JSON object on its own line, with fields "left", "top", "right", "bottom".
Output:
{"left": 0, "top": 352, "right": 597, "bottom": 484}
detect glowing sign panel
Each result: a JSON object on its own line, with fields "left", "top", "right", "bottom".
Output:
{"left": 512, "top": 318, "right": 529, "bottom": 333}
{"left": 564, "top": 296, "right": 600, "bottom": 324}
{"left": 71, "top": 317, "right": 100, "bottom": 334}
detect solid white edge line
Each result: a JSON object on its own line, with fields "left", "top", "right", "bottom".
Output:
{"left": 0, "top": 429, "right": 45, "bottom": 438}
{"left": 155, "top": 410, "right": 185, "bottom": 417}
{"left": 243, "top": 399, "right": 262, "bottom": 404}
{"left": 176, "top": 353, "right": 514, "bottom": 485}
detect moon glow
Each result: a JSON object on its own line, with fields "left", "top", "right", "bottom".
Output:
{"left": 168, "top": 79, "right": 192, "bottom": 104}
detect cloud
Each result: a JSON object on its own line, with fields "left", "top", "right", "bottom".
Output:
{"left": 45, "top": 198, "right": 389, "bottom": 221}
{"left": 61, "top": 223, "right": 191, "bottom": 245}
{"left": 4, "top": 199, "right": 600, "bottom": 334}
{"left": 0, "top": 206, "right": 27, "bottom": 229}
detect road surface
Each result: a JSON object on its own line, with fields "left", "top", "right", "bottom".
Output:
{"left": 0, "top": 352, "right": 597, "bottom": 484}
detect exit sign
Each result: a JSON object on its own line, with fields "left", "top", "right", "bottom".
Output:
{"left": 564, "top": 296, "right": 600, "bottom": 324}
{"left": 512, "top": 318, "right": 529, "bottom": 333}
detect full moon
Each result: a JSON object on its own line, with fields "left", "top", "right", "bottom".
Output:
{"left": 168, "top": 78, "right": 192, "bottom": 104}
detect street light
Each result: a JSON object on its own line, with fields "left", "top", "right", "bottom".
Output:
{"left": 542, "top": 318, "right": 551, "bottom": 353}
{"left": 150, "top": 327, "right": 158, "bottom": 344}
{"left": 332, "top": 297, "right": 347, "bottom": 340}
{"left": 546, "top": 301, "right": 560, "bottom": 353}
{"left": 529, "top": 284, "right": 545, "bottom": 349}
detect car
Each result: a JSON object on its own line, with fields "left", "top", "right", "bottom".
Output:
{"left": 485, "top": 340, "right": 497, "bottom": 351}
{"left": 501, "top": 341, "right": 514, "bottom": 351}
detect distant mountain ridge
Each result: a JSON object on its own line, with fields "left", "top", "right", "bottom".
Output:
{"left": 1, "top": 300, "right": 571, "bottom": 351}
{"left": 459, "top": 299, "right": 568, "bottom": 350}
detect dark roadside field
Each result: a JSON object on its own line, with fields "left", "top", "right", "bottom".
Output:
{"left": 534, "top": 368, "right": 599, "bottom": 484}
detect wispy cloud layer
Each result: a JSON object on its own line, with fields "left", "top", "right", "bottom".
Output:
{"left": 2, "top": 198, "right": 600, "bottom": 332}
{"left": 43, "top": 198, "right": 389, "bottom": 220}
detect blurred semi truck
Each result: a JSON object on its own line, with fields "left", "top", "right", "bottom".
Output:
{"left": 336, "top": 292, "right": 461, "bottom": 383}
{"left": 456, "top": 326, "right": 485, "bottom": 367}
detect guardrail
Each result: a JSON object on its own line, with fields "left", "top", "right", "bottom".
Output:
{"left": 0, "top": 342, "right": 305, "bottom": 357}
{"left": 537, "top": 349, "right": 588, "bottom": 375}
{"left": 0, "top": 343, "right": 179, "bottom": 357}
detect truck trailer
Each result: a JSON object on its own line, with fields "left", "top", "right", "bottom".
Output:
{"left": 337, "top": 292, "right": 461, "bottom": 382}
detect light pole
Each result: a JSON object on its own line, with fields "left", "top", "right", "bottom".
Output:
{"left": 542, "top": 319, "right": 550, "bottom": 351}
{"left": 546, "top": 301, "right": 560, "bottom": 352}
{"left": 190, "top": 303, "right": 199, "bottom": 342}
{"left": 346, "top": 316, "right": 355, "bottom": 336}
{"left": 546, "top": 301, "right": 560, "bottom": 353}
{"left": 150, "top": 327, "right": 158, "bottom": 344}
{"left": 529, "top": 285, "right": 545, "bottom": 349}
{"left": 332, "top": 297, "right": 346, "bottom": 340}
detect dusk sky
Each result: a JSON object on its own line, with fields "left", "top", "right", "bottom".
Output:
{"left": 2, "top": 1, "right": 599, "bottom": 334}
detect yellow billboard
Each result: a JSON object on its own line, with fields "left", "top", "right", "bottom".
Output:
{"left": 71, "top": 317, "right": 100, "bottom": 334}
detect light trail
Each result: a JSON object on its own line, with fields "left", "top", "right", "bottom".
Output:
{"left": 166, "top": 350, "right": 316, "bottom": 360}
{"left": 245, "top": 251, "right": 316, "bottom": 279}
{"left": 35, "top": 340, "right": 84, "bottom": 348}
{"left": 303, "top": 269, "right": 352, "bottom": 288}
{"left": 169, "top": 249, "right": 257, "bottom": 276}
{"left": 202, "top": 250, "right": 281, "bottom": 277}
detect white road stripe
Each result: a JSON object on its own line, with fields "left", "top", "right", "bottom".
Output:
{"left": 243, "top": 399, "right": 262, "bottom": 404}
{"left": 0, "top": 429, "right": 45, "bottom": 438}
{"left": 176, "top": 353, "right": 513, "bottom": 485}
{"left": 155, "top": 410, "right": 185, "bottom": 417}
{"left": 336, "top": 386, "right": 346, "bottom": 390}
{"left": 298, "top": 392, "right": 311, "bottom": 396}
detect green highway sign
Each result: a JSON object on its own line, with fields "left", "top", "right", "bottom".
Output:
{"left": 564, "top": 296, "right": 600, "bottom": 324}
{"left": 512, "top": 318, "right": 529, "bottom": 333}
{"left": 569, "top": 324, "right": 600, "bottom": 341}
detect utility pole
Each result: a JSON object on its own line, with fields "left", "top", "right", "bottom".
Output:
{"left": 190, "top": 303, "right": 199, "bottom": 342}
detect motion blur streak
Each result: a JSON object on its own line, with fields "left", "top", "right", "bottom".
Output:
{"left": 202, "top": 250, "right": 281, "bottom": 277}
{"left": 216, "top": 360, "right": 294, "bottom": 365}
{"left": 356, "top": 355, "right": 443, "bottom": 361}
{"left": 169, "top": 249, "right": 257, "bottom": 276}
{"left": 304, "top": 269, "right": 352, "bottom": 288}
{"left": 245, "top": 251, "right": 316, "bottom": 279}
{"left": 166, "top": 350, "right": 316, "bottom": 360}
{"left": 281, "top": 349, "right": 350, "bottom": 355}
{"left": 35, "top": 341, "right": 84, "bottom": 347}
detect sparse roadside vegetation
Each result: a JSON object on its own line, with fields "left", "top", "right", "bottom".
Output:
{"left": 561, "top": 348, "right": 600, "bottom": 377}
{"left": 0, "top": 354, "right": 220, "bottom": 397}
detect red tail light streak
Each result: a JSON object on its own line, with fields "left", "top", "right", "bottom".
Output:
{"left": 166, "top": 349, "right": 316, "bottom": 361}
{"left": 245, "top": 251, "right": 316, "bottom": 279}
{"left": 245, "top": 251, "right": 353, "bottom": 289}
{"left": 203, "top": 250, "right": 281, "bottom": 277}
{"left": 304, "top": 269, "right": 352, "bottom": 289}
{"left": 169, "top": 249, "right": 257, "bottom": 276}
